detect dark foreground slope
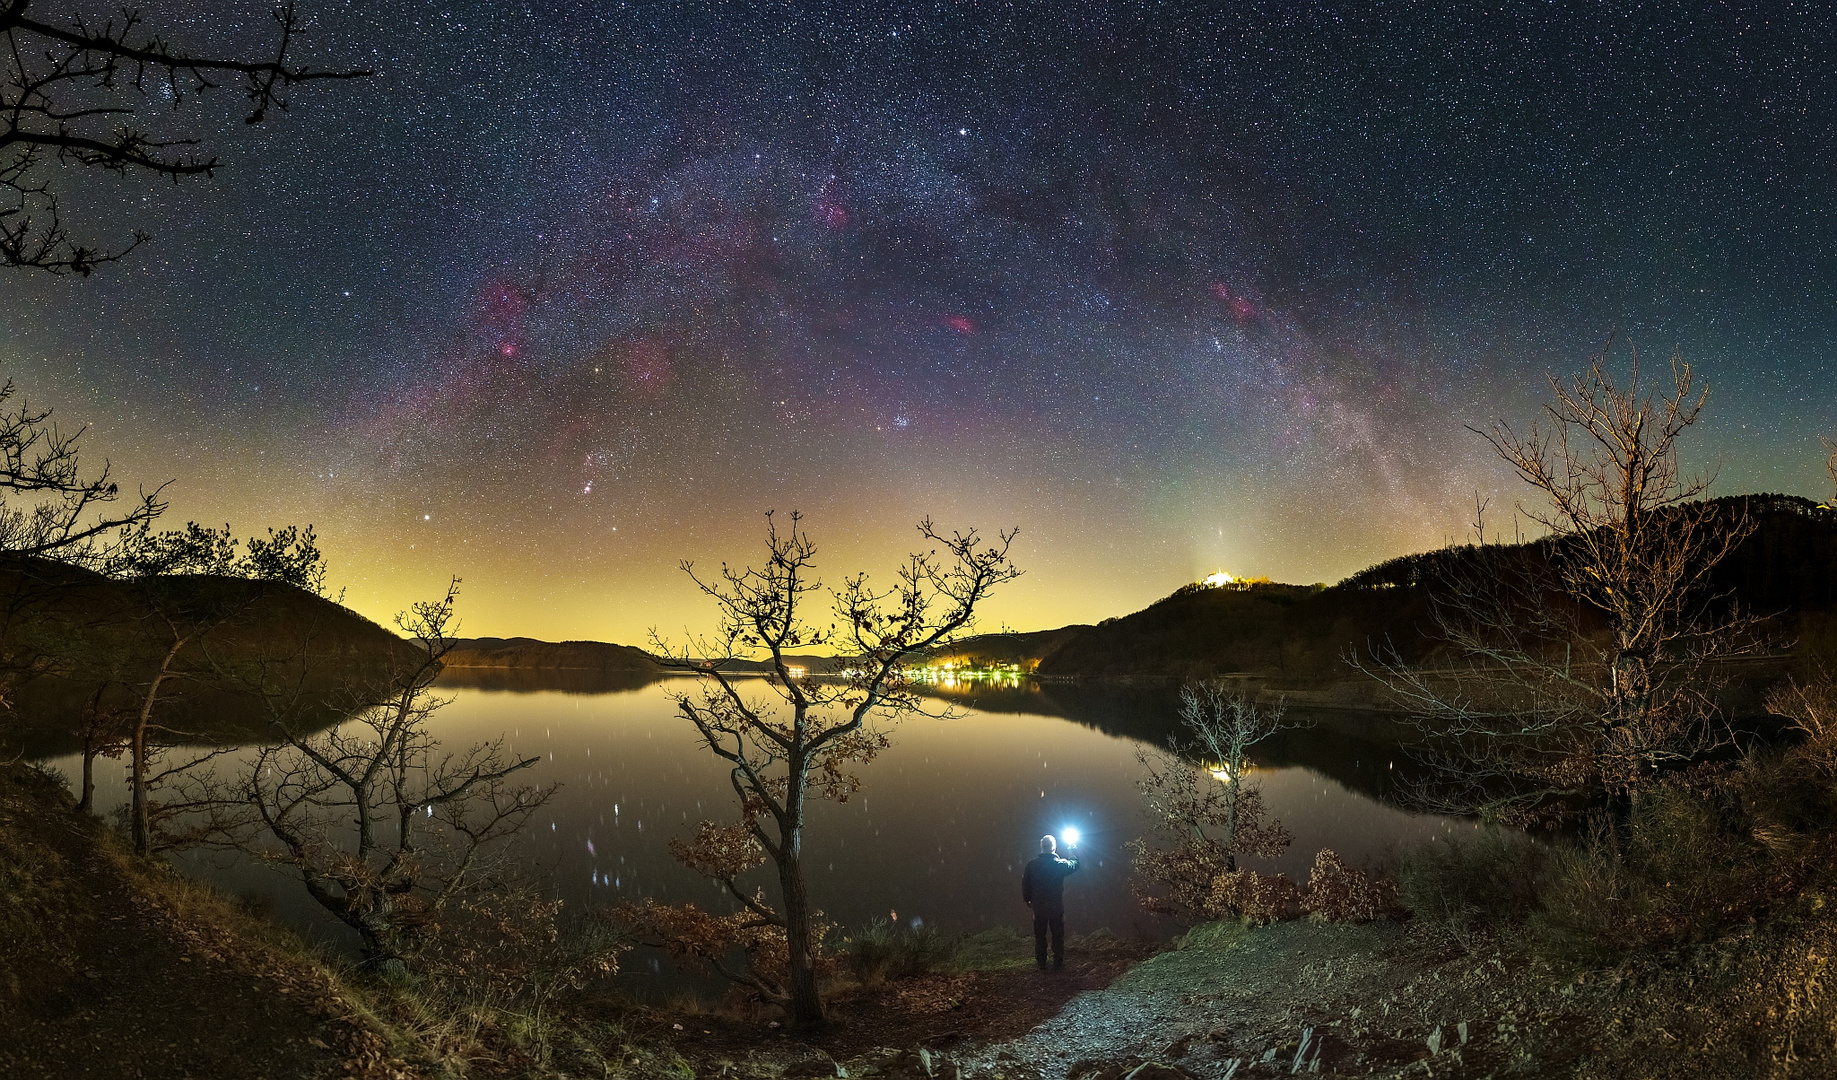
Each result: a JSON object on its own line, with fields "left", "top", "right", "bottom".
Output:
{"left": 0, "top": 761, "right": 411, "bottom": 1080}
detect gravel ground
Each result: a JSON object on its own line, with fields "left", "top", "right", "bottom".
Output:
{"left": 958, "top": 913, "right": 1837, "bottom": 1080}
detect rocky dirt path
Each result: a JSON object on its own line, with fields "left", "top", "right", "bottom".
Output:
{"left": 958, "top": 915, "right": 1837, "bottom": 1080}
{"left": 960, "top": 922, "right": 1460, "bottom": 1080}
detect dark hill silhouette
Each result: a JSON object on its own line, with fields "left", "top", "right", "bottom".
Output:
{"left": 1, "top": 565, "right": 417, "bottom": 758}
{"left": 444, "top": 637, "right": 663, "bottom": 674}
{"left": 928, "top": 625, "right": 1091, "bottom": 670}
{"left": 696, "top": 653, "right": 845, "bottom": 675}
{"left": 404, "top": 495, "right": 1837, "bottom": 703}
{"left": 1015, "top": 494, "right": 1837, "bottom": 692}
{"left": 437, "top": 638, "right": 847, "bottom": 686}
{"left": 439, "top": 637, "right": 665, "bottom": 693}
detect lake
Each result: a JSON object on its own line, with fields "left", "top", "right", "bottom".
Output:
{"left": 44, "top": 676, "right": 1458, "bottom": 985}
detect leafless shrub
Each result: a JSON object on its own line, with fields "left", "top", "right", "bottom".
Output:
{"left": 234, "top": 581, "right": 553, "bottom": 970}
{"left": 1207, "top": 869, "right": 1299, "bottom": 925}
{"left": 1128, "top": 683, "right": 1302, "bottom": 921}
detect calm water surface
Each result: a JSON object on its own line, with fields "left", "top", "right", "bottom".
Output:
{"left": 48, "top": 677, "right": 1457, "bottom": 982}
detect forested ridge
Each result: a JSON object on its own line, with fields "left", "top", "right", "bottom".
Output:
{"left": 1010, "top": 495, "right": 1837, "bottom": 685}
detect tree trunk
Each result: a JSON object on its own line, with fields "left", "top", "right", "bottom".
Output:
{"left": 130, "top": 715, "right": 148, "bottom": 854}
{"left": 778, "top": 846, "right": 824, "bottom": 1025}
{"left": 77, "top": 746, "right": 96, "bottom": 813}
{"left": 131, "top": 636, "right": 189, "bottom": 856}
{"left": 775, "top": 751, "right": 824, "bottom": 1026}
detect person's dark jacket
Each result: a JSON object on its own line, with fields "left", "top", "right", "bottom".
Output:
{"left": 1022, "top": 850, "right": 1080, "bottom": 916}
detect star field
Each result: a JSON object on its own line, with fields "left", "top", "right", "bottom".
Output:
{"left": 4, "top": 1, "right": 1835, "bottom": 640}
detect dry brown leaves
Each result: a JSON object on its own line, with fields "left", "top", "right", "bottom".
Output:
{"left": 889, "top": 972, "right": 976, "bottom": 1015}
{"left": 1299, "top": 849, "right": 1402, "bottom": 924}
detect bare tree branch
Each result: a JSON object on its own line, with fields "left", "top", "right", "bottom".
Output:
{"left": 1, "top": 0, "right": 369, "bottom": 273}
{"left": 1358, "top": 341, "right": 1760, "bottom": 824}
{"left": 186, "top": 579, "right": 558, "bottom": 970}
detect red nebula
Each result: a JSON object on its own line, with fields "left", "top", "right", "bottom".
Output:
{"left": 814, "top": 179, "right": 850, "bottom": 229}
{"left": 942, "top": 314, "right": 977, "bottom": 334}
{"left": 1209, "top": 281, "right": 1258, "bottom": 322}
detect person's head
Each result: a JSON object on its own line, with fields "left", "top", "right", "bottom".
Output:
{"left": 1040, "top": 834, "right": 1057, "bottom": 853}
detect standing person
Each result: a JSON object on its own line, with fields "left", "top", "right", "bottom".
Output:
{"left": 1022, "top": 833, "right": 1080, "bottom": 970}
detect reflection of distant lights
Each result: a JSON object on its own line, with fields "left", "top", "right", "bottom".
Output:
{"left": 1210, "top": 766, "right": 1232, "bottom": 783}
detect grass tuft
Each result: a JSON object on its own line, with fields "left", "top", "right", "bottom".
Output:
{"left": 1396, "top": 824, "right": 1555, "bottom": 936}
{"left": 841, "top": 917, "right": 958, "bottom": 981}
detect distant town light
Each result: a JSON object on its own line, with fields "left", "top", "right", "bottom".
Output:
{"left": 1202, "top": 570, "right": 1235, "bottom": 588}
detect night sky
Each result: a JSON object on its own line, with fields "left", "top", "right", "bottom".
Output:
{"left": 5, "top": 1, "right": 1835, "bottom": 642}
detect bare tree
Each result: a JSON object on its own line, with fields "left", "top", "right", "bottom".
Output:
{"left": 0, "top": 379, "right": 165, "bottom": 559}
{"left": 68, "top": 671, "right": 127, "bottom": 810}
{"left": 0, "top": 378, "right": 167, "bottom": 708}
{"left": 634, "top": 512, "right": 1019, "bottom": 1026}
{"left": 1128, "top": 683, "right": 1299, "bottom": 920}
{"left": 1365, "top": 343, "right": 1757, "bottom": 823}
{"left": 1824, "top": 436, "right": 1837, "bottom": 504}
{"left": 236, "top": 581, "right": 552, "bottom": 972}
{"left": 106, "top": 520, "right": 327, "bottom": 854}
{"left": 2, "top": 0, "right": 368, "bottom": 274}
